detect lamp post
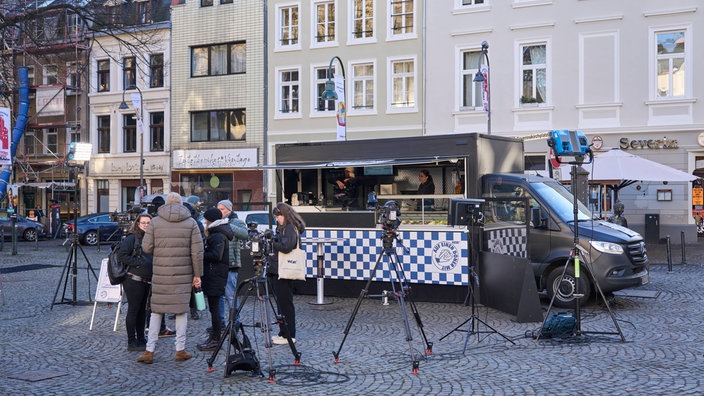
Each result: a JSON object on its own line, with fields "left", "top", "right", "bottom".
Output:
{"left": 321, "top": 56, "right": 347, "bottom": 141}
{"left": 473, "top": 41, "right": 491, "bottom": 135}
{"left": 119, "top": 85, "right": 145, "bottom": 198}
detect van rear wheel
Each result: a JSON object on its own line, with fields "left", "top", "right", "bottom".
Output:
{"left": 546, "top": 267, "right": 591, "bottom": 308}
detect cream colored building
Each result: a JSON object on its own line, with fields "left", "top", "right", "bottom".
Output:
{"left": 88, "top": 25, "right": 172, "bottom": 213}
{"left": 425, "top": 0, "right": 704, "bottom": 240}
{"left": 266, "top": 0, "right": 425, "bottom": 201}
{"left": 170, "top": 0, "right": 265, "bottom": 210}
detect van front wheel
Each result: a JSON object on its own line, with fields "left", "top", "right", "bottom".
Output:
{"left": 546, "top": 267, "right": 591, "bottom": 308}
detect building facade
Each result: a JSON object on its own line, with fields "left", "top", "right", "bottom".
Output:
{"left": 88, "top": 23, "right": 172, "bottom": 213}
{"left": 170, "top": 0, "right": 265, "bottom": 210}
{"left": 425, "top": 0, "right": 703, "bottom": 240}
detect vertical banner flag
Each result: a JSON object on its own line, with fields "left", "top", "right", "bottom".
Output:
{"left": 479, "top": 65, "right": 489, "bottom": 113}
{"left": 334, "top": 74, "right": 346, "bottom": 141}
{"left": 0, "top": 107, "right": 11, "bottom": 165}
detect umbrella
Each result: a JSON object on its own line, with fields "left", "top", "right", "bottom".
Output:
{"left": 555, "top": 148, "right": 697, "bottom": 201}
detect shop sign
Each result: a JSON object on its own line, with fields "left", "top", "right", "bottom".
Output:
{"left": 172, "top": 148, "right": 257, "bottom": 169}
{"left": 693, "top": 188, "right": 703, "bottom": 206}
{"left": 619, "top": 137, "right": 678, "bottom": 150}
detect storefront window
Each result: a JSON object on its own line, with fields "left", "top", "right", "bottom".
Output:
{"left": 178, "top": 173, "right": 233, "bottom": 209}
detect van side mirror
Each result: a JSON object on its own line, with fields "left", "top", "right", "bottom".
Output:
{"left": 531, "top": 207, "right": 546, "bottom": 229}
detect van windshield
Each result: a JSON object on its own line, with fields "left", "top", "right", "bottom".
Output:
{"left": 531, "top": 180, "right": 592, "bottom": 223}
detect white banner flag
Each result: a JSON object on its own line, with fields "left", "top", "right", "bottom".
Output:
{"left": 334, "top": 74, "right": 347, "bottom": 141}
{"left": 0, "top": 107, "right": 11, "bottom": 165}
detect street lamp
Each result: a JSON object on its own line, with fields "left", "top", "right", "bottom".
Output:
{"left": 321, "top": 56, "right": 347, "bottom": 141}
{"left": 119, "top": 85, "right": 145, "bottom": 200}
{"left": 473, "top": 41, "right": 491, "bottom": 135}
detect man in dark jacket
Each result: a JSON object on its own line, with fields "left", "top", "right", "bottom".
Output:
{"left": 138, "top": 192, "right": 204, "bottom": 364}
{"left": 216, "top": 199, "right": 249, "bottom": 327}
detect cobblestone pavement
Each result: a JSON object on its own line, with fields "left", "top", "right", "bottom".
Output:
{"left": 0, "top": 239, "right": 703, "bottom": 395}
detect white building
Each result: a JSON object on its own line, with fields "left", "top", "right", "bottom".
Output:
{"left": 425, "top": 0, "right": 704, "bottom": 240}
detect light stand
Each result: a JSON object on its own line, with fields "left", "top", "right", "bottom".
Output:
{"left": 51, "top": 163, "right": 98, "bottom": 308}
{"left": 119, "top": 85, "right": 145, "bottom": 198}
{"left": 473, "top": 41, "right": 491, "bottom": 135}
{"left": 440, "top": 205, "right": 514, "bottom": 352}
{"left": 538, "top": 148, "right": 624, "bottom": 341}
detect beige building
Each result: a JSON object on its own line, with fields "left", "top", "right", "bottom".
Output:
{"left": 88, "top": 24, "right": 172, "bottom": 213}
{"left": 170, "top": 0, "right": 265, "bottom": 210}
{"left": 425, "top": 0, "right": 704, "bottom": 240}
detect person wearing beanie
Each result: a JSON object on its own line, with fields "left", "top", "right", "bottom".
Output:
{"left": 197, "top": 208, "right": 233, "bottom": 351}
{"left": 216, "top": 200, "right": 248, "bottom": 329}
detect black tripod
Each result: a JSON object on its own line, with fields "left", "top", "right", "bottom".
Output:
{"left": 51, "top": 171, "right": 98, "bottom": 308}
{"left": 332, "top": 228, "right": 432, "bottom": 374}
{"left": 538, "top": 157, "right": 625, "bottom": 342}
{"left": 207, "top": 264, "right": 301, "bottom": 382}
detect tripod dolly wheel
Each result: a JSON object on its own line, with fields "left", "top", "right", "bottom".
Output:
{"left": 546, "top": 266, "right": 591, "bottom": 308}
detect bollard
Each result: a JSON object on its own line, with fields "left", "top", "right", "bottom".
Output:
{"left": 11, "top": 215, "right": 18, "bottom": 255}
{"left": 0, "top": 227, "right": 4, "bottom": 251}
{"left": 680, "top": 231, "right": 686, "bottom": 264}
{"left": 97, "top": 226, "right": 102, "bottom": 253}
{"left": 666, "top": 235, "right": 673, "bottom": 273}
{"left": 34, "top": 230, "right": 39, "bottom": 251}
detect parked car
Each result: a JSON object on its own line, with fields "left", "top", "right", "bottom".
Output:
{"left": 65, "top": 212, "right": 122, "bottom": 246}
{"left": 0, "top": 211, "right": 47, "bottom": 241}
{"left": 234, "top": 211, "right": 276, "bottom": 232}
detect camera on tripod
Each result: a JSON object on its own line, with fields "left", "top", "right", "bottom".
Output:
{"left": 245, "top": 222, "right": 274, "bottom": 275}
{"left": 109, "top": 207, "right": 140, "bottom": 235}
{"left": 377, "top": 200, "right": 401, "bottom": 232}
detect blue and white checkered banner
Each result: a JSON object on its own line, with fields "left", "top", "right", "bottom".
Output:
{"left": 303, "top": 228, "right": 468, "bottom": 286}
{"left": 485, "top": 226, "right": 528, "bottom": 258}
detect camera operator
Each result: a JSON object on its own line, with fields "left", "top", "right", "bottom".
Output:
{"left": 267, "top": 202, "right": 306, "bottom": 345}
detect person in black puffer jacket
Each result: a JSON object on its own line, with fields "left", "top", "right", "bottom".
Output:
{"left": 116, "top": 213, "right": 154, "bottom": 352}
{"left": 197, "top": 208, "right": 234, "bottom": 351}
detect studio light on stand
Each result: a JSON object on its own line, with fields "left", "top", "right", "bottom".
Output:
{"left": 473, "top": 41, "right": 491, "bottom": 135}
{"left": 52, "top": 142, "right": 97, "bottom": 308}
{"left": 119, "top": 85, "right": 146, "bottom": 203}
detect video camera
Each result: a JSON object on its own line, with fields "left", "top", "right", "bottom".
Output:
{"left": 245, "top": 222, "right": 274, "bottom": 272}
{"left": 378, "top": 200, "right": 401, "bottom": 232}
{"left": 109, "top": 206, "right": 141, "bottom": 235}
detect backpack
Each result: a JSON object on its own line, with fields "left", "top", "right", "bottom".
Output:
{"left": 226, "top": 322, "right": 260, "bottom": 376}
{"left": 540, "top": 312, "right": 576, "bottom": 339}
{"left": 107, "top": 240, "right": 129, "bottom": 285}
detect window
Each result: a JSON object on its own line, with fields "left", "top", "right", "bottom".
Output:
{"left": 352, "top": 0, "right": 374, "bottom": 41}
{"left": 68, "top": 127, "right": 80, "bottom": 145}
{"left": 44, "top": 128, "right": 58, "bottom": 154}
{"left": 97, "top": 115, "right": 110, "bottom": 153}
{"left": 26, "top": 66, "right": 35, "bottom": 86}
{"left": 313, "top": 1, "right": 335, "bottom": 46}
{"left": 150, "top": 111, "right": 165, "bottom": 151}
{"left": 656, "top": 30, "right": 685, "bottom": 98}
{"left": 277, "top": 4, "right": 300, "bottom": 49}
{"left": 221, "top": 0, "right": 233, "bottom": 3}
{"left": 351, "top": 61, "right": 375, "bottom": 111}
{"left": 43, "top": 65, "right": 58, "bottom": 84}
{"left": 461, "top": 0, "right": 485, "bottom": 5}
{"left": 24, "top": 131, "right": 36, "bottom": 155}
{"left": 520, "top": 44, "right": 547, "bottom": 104}
{"left": 389, "top": 0, "right": 414, "bottom": 38}
{"left": 190, "top": 109, "right": 246, "bottom": 142}
{"left": 314, "top": 66, "right": 335, "bottom": 112}
{"left": 279, "top": 69, "right": 300, "bottom": 114}
{"left": 135, "top": 0, "right": 151, "bottom": 24}
{"left": 524, "top": 155, "right": 545, "bottom": 171}
{"left": 66, "top": 62, "right": 81, "bottom": 92}
{"left": 123, "top": 57, "right": 136, "bottom": 89}
{"left": 123, "top": 114, "right": 137, "bottom": 153}
{"left": 460, "top": 50, "right": 483, "bottom": 110}
{"left": 97, "top": 60, "right": 110, "bottom": 92}
{"left": 389, "top": 57, "right": 415, "bottom": 110}
{"left": 150, "top": 54, "right": 164, "bottom": 88}
{"left": 201, "top": 0, "right": 213, "bottom": 6}
{"left": 191, "top": 42, "right": 246, "bottom": 77}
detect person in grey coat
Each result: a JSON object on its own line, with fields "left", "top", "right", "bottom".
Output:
{"left": 138, "top": 192, "right": 204, "bottom": 364}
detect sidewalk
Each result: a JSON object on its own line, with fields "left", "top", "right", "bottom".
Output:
{"left": 0, "top": 239, "right": 702, "bottom": 395}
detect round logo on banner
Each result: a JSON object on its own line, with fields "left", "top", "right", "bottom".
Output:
{"left": 432, "top": 241, "right": 460, "bottom": 272}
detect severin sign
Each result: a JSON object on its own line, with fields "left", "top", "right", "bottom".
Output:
{"left": 619, "top": 137, "right": 678, "bottom": 150}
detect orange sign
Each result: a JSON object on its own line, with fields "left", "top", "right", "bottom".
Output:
{"left": 693, "top": 188, "right": 703, "bottom": 206}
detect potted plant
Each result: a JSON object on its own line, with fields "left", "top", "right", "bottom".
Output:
{"left": 520, "top": 96, "right": 539, "bottom": 106}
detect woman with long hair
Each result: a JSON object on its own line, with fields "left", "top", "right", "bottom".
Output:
{"left": 268, "top": 202, "right": 306, "bottom": 344}
{"left": 116, "top": 213, "right": 153, "bottom": 351}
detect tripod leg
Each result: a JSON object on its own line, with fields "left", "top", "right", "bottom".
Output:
{"left": 264, "top": 275, "right": 302, "bottom": 365}
{"left": 332, "top": 251, "right": 385, "bottom": 363}
{"left": 392, "top": 252, "right": 432, "bottom": 355}
{"left": 51, "top": 246, "right": 74, "bottom": 308}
